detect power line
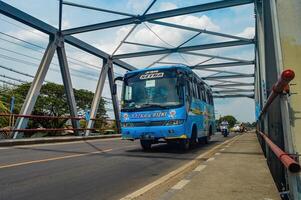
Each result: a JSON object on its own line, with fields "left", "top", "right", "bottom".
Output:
{"left": 0, "top": 35, "right": 124, "bottom": 77}
{"left": 0, "top": 17, "right": 48, "bottom": 39}
{"left": 0, "top": 31, "right": 105, "bottom": 70}
{"left": 0, "top": 74, "right": 27, "bottom": 83}
{"left": 0, "top": 79, "right": 18, "bottom": 86}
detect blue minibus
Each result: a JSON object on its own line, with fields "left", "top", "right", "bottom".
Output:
{"left": 118, "top": 65, "right": 215, "bottom": 150}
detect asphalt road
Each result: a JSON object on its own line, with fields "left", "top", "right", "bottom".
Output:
{"left": 0, "top": 133, "right": 236, "bottom": 200}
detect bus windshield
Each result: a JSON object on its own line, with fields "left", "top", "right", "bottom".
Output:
{"left": 121, "top": 71, "right": 183, "bottom": 111}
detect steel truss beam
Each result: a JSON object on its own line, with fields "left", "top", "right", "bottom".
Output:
{"left": 213, "top": 94, "right": 254, "bottom": 98}
{"left": 149, "top": 20, "right": 252, "bottom": 42}
{"left": 0, "top": 1, "right": 136, "bottom": 71}
{"left": 85, "top": 60, "right": 109, "bottom": 136}
{"left": 13, "top": 38, "right": 57, "bottom": 139}
{"left": 182, "top": 51, "right": 250, "bottom": 63}
{"left": 107, "top": 61, "right": 121, "bottom": 133}
{"left": 213, "top": 89, "right": 255, "bottom": 93}
{"left": 56, "top": 38, "right": 80, "bottom": 135}
{"left": 124, "top": 41, "right": 250, "bottom": 63}
{"left": 62, "top": 0, "right": 254, "bottom": 35}
{"left": 203, "top": 74, "right": 254, "bottom": 80}
{"left": 211, "top": 83, "right": 254, "bottom": 88}
{"left": 192, "top": 61, "right": 254, "bottom": 69}
{"left": 113, "top": 40, "right": 253, "bottom": 59}
{"left": 62, "top": 1, "right": 136, "bottom": 17}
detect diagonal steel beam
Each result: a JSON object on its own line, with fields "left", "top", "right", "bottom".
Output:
{"left": 62, "top": 0, "right": 254, "bottom": 35}
{"left": 62, "top": 1, "right": 137, "bottom": 17}
{"left": 213, "top": 89, "right": 255, "bottom": 93}
{"left": 203, "top": 74, "right": 254, "bottom": 80}
{"left": 211, "top": 83, "right": 254, "bottom": 88}
{"left": 149, "top": 20, "right": 252, "bottom": 42}
{"left": 192, "top": 61, "right": 254, "bottom": 69}
{"left": 13, "top": 38, "right": 57, "bottom": 139}
{"left": 182, "top": 51, "right": 250, "bottom": 63}
{"left": 57, "top": 38, "right": 80, "bottom": 135}
{"left": 213, "top": 94, "right": 254, "bottom": 98}
{"left": 123, "top": 41, "right": 166, "bottom": 49}
{"left": 112, "top": 40, "right": 253, "bottom": 59}
{"left": 0, "top": 1, "right": 136, "bottom": 71}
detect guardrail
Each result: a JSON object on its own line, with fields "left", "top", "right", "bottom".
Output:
{"left": 257, "top": 130, "right": 300, "bottom": 173}
{"left": 258, "top": 69, "right": 295, "bottom": 119}
{"left": 0, "top": 113, "right": 116, "bottom": 136}
{"left": 257, "top": 69, "right": 300, "bottom": 173}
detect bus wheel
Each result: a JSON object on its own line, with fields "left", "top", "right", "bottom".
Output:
{"left": 179, "top": 139, "right": 190, "bottom": 151}
{"left": 190, "top": 127, "right": 198, "bottom": 148}
{"left": 204, "top": 127, "right": 212, "bottom": 144}
{"left": 140, "top": 140, "right": 152, "bottom": 151}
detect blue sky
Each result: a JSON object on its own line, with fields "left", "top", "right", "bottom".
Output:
{"left": 0, "top": 0, "right": 255, "bottom": 122}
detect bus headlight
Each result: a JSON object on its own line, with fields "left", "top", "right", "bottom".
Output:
{"left": 121, "top": 122, "right": 134, "bottom": 127}
{"left": 164, "top": 120, "right": 184, "bottom": 126}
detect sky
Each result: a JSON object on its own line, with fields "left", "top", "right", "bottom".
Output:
{"left": 0, "top": 0, "right": 256, "bottom": 122}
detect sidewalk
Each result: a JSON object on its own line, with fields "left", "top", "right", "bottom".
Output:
{"left": 159, "top": 133, "right": 280, "bottom": 200}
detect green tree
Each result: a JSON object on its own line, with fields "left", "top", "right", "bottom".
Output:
{"left": 0, "top": 82, "right": 107, "bottom": 136}
{"left": 218, "top": 115, "right": 237, "bottom": 128}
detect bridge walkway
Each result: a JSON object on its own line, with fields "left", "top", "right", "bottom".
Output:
{"left": 154, "top": 133, "right": 280, "bottom": 200}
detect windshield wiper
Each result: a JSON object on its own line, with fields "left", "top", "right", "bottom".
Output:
{"left": 139, "top": 103, "right": 167, "bottom": 109}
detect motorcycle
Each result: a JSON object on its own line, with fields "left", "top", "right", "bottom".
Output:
{"left": 220, "top": 124, "right": 229, "bottom": 137}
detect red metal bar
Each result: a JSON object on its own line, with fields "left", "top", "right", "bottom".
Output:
{"left": 257, "top": 130, "right": 300, "bottom": 173}
{"left": 0, "top": 128, "right": 96, "bottom": 132}
{"left": 0, "top": 113, "right": 84, "bottom": 120}
{"left": 259, "top": 69, "right": 295, "bottom": 119}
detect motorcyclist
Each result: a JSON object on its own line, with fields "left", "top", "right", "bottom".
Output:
{"left": 220, "top": 120, "right": 229, "bottom": 137}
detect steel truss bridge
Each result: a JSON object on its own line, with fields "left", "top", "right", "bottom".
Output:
{"left": 0, "top": 0, "right": 300, "bottom": 199}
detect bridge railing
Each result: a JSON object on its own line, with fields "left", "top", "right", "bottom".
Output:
{"left": 257, "top": 69, "right": 300, "bottom": 173}
{"left": 0, "top": 113, "right": 115, "bottom": 137}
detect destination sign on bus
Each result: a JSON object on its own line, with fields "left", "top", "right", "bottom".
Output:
{"left": 140, "top": 70, "right": 164, "bottom": 80}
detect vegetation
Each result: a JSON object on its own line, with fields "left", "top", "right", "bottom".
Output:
{"left": 217, "top": 115, "right": 237, "bottom": 128}
{"left": 0, "top": 82, "right": 107, "bottom": 137}
{"left": 216, "top": 115, "right": 256, "bottom": 129}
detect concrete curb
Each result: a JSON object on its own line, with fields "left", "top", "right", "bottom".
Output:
{"left": 0, "top": 134, "right": 121, "bottom": 147}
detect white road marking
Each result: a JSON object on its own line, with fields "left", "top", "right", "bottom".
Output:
{"left": 206, "top": 157, "right": 215, "bottom": 162}
{"left": 220, "top": 148, "right": 225, "bottom": 151}
{"left": 171, "top": 180, "right": 190, "bottom": 190}
{"left": 119, "top": 135, "right": 242, "bottom": 200}
{"left": 0, "top": 137, "right": 120, "bottom": 149}
{"left": 193, "top": 165, "right": 206, "bottom": 172}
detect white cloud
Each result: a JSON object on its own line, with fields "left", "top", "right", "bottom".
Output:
{"left": 237, "top": 27, "right": 255, "bottom": 38}
{"left": 126, "top": 0, "right": 151, "bottom": 13}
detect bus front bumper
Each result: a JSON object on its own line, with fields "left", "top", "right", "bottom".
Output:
{"left": 121, "top": 124, "right": 187, "bottom": 140}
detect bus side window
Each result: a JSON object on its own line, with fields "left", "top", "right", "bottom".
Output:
{"left": 210, "top": 94, "right": 214, "bottom": 105}
{"left": 192, "top": 81, "right": 197, "bottom": 98}
{"left": 205, "top": 89, "right": 209, "bottom": 103}
{"left": 194, "top": 82, "right": 199, "bottom": 99}
{"left": 188, "top": 81, "right": 193, "bottom": 97}
{"left": 206, "top": 91, "right": 210, "bottom": 104}
{"left": 202, "top": 87, "right": 206, "bottom": 102}
{"left": 198, "top": 85, "right": 203, "bottom": 101}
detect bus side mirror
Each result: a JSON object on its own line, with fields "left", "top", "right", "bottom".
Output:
{"left": 112, "top": 84, "right": 117, "bottom": 95}
{"left": 112, "top": 76, "right": 123, "bottom": 95}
